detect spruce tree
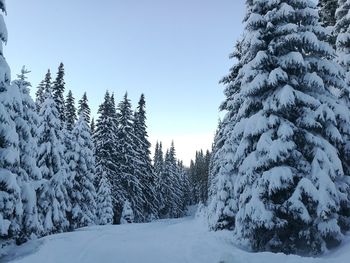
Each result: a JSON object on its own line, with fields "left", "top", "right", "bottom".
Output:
{"left": 78, "top": 92, "right": 91, "bottom": 124}
{"left": 37, "top": 88, "right": 71, "bottom": 234}
{"left": 52, "top": 63, "right": 66, "bottom": 123}
{"left": 335, "top": 0, "right": 350, "bottom": 226}
{"left": 0, "top": 4, "right": 21, "bottom": 244}
{"left": 35, "top": 70, "right": 51, "bottom": 112}
{"left": 94, "top": 91, "right": 120, "bottom": 222}
{"left": 116, "top": 93, "right": 144, "bottom": 222}
{"left": 70, "top": 115, "right": 97, "bottom": 228}
{"left": 96, "top": 167, "right": 114, "bottom": 225}
{"left": 11, "top": 67, "right": 42, "bottom": 242}
{"left": 209, "top": 0, "right": 349, "bottom": 255}
{"left": 133, "top": 94, "right": 159, "bottom": 220}
{"left": 65, "top": 90, "right": 77, "bottom": 131}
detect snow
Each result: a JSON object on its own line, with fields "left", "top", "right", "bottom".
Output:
{"left": 2, "top": 214, "right": 350, "bottom": 263}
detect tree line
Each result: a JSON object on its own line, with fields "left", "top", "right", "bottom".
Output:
{"left": 0, "top": 3, "right": 210, "bottom": 251}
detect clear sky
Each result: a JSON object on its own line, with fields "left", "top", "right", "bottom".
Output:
{"left": 4, "top": 0, "right": 245, "bottom": 166}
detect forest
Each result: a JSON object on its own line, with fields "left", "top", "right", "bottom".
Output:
{"left": 1, "top": 0, "right": 350, "bottom": 261}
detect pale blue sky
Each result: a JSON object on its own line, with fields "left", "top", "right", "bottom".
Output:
{"left": 4, "top": 0, "right": 245, "bottom": 165}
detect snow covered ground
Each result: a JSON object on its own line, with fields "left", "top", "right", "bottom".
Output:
{"left": 2, "top": 213, "right": 350, "bottom": 263}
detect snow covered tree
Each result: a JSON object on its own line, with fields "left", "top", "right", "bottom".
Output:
{"left": 78, "top": 92, "right": 91, "bottom": 124}
{"left": 96, "top": 167, "right": 113, "bottom": 225}
{"left": 37, "top": 88, "right": 71, "bottom": 234}
{"left": 120, "top": 200, "right": 134, "bottom": 224}
{"left": 153, "top": 141, "right": 164, "bottom": 176}
{"left": 209, "top": 0, "right": 350, "bottom": 255}
{"left": 65, "top": 90, "right": 77, "bottom": 131}
{"left": 0, "top": 3, "right": 21, "bottom": 244}
{"left": 94, "top": 91, "right": 120, "bottom": 222}
{"left": 52, "top": 63, "right": 66, "bottom": 123}
{"left": 188, "top": 150, "right": 210, "bottom": 204}
{"left": 35, "top": 70, "right": 51, "bottom": 112}
{"left": 133, "top": 94, "right": 159, "bottom": 220}
{"left": 116, "top": 93, "right": 144, "bottom": 222}
{"left": 11, "top": 67, "right": 42, "bottom": 242}
{"left": 157, "top": 142, "right": 184, "bottom": 218}
{"left": 70, "top": 115, "right": 97, "bottom": 228}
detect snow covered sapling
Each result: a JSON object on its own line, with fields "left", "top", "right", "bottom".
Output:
{"left": 120, "top": 200, "right": 134, "bottom": 224}
{"left": 96, "top": 167, "right": 114, "bottom": 225}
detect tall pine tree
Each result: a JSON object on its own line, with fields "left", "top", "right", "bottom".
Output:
{"left": 37, "top": 88, "right": 71, "bottom": 234}
{"left": 0, "top": 3, "right": 21, "bottom": 245}
{"left": 70, "top": 115, "right": 97, "bottom": 228}
{"left": 133, "top": 94, "right": 159, "bottom": 220}
{"left": 52, "top": 63, "right": 66, "bottom": 123}
{"left": 78, "top": 92, "right": 91, "bottom": 124}
{"left": 35, "top": 70, "right": 51, "bottom": 112}
{"left": 65, "top": 90, "right": 77, "bottom": 131}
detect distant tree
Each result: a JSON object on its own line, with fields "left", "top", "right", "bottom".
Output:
{"left": 116, "top": 93, "right": 144, "bottom": 222}
{"left": 94, "top": 91, "right": 120, "bottom": 222}
{"left": 133, "top": 94, "right": 159, "bottom": 220}
{"left": 65, "top": 90, "right": 77, "bottom": 131}
{"left": 78, "top": 92, "right": 91, "bottom": 124}
{"left": 52, "top": 63, "right": 66, "bottom": 123}
{"left": 35, "top": 70, "right": 51, "bottom": 112}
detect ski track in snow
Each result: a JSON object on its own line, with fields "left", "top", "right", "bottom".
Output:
{"left": 3, "top": 216, "right": 350, "bottom": 263}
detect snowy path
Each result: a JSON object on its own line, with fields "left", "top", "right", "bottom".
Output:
{"left": 3, "top": 216, "right": 350, "bottom": 263}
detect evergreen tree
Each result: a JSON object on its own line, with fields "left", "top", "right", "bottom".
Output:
{"left": 133, "top": 94, "right": 159, "bottom": 220}
{"left": 70, "top": 115, "right": 97, "bottom": 228}
{"left": 65, "top": 90, "right": 77, "bottom": 131}
{"left": 335, "top": 0, "right": 350, "bottom": 226}
{"left": 52, "top": 63, "right": 66, "bottom": 123}
{"left": 94, "top": 91, "right": 120, "bottom": 222}
{"left": 158, "top": 142, "right": 184, "bottom": 218}
{"left": 96, "top": 167, "right": 113, "bottom": 225}
{"left": 120, "top": 200, "right": 134, "bottom": 224}
{"left": 116, "top": 93, "right": 144, "bottom": 222}
{"left": 209, "top": 0, "right": 349, "bottom": 255}
{"left": 153, "top": 141, "right": 164, "bottom": 175}
{"left": 35, "top": 70, "right": 51, "bottom": 112}
{"left": 0, "top": 4, "right": 21, "bottom": 244}
{"left": 11, "top": 67, "right": 42, "bottom": 242}
{"left": 37, "top": 89, "right": 71, "bottom": 234}
{"left": 78, "top": 92, "right": 91, "bottom": 124}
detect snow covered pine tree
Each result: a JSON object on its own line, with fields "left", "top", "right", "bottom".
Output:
{"left": 37, "top": 89, "right": 71, "bottom": 234}
{"left": 0, "top": 0, "right": 22, "bottom": 248}
{"left": 208, "top": 0, "right": 350, "bottom": 255}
